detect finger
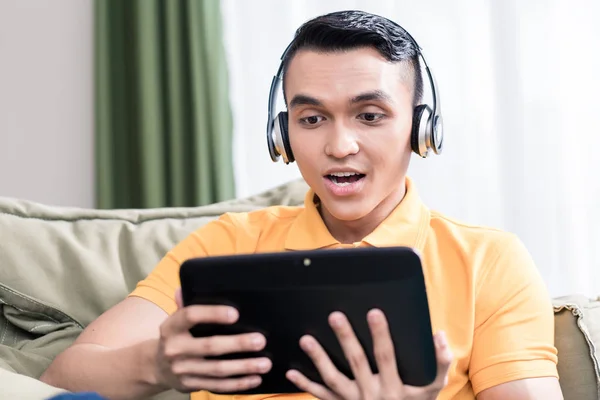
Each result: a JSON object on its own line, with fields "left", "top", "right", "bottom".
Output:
{"left": 171, "top": 357, "right": 272, "bottom": 378}
{"left": 161, "top": 304, "right": 239, "bottom": 336}
{"left": 175, "top": 287, "right": 183, "bottom": 309}
{"left": 329, "top": 312, "right": 374, "bottom": 392}
{"left": 431, "top": 331, "right": 453, "bottom": 388}
{"left": 163, "top": 332, "right": 267, "bottom": 359}
{"left": 367, "top": 309, "right": 401, "bottom": 391}
{"left": 299, "top": 335, "right": 354, "bottom": 398}
{"left": 286, "top": 369, "right": 341, "bottom": 400}
{"left": 178, "top": 374, "right": 262, "bottom": 394}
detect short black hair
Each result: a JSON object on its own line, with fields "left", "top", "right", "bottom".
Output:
{"left": 282, "top": 10, "right": 424, "bottom": 106}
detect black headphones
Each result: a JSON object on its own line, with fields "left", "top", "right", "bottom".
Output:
{"left": 266, "top": 18, "right": 443, "bottom": 164}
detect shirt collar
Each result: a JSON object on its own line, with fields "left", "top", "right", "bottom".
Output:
{"left": 284, "top": 176, "right": 430, "bottom": 251}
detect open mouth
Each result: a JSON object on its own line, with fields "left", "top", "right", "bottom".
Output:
{"left": 326, "top": 172, "right": 366, "bottom": 187}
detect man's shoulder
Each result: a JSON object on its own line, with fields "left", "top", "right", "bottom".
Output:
{"left": 185, "top": 204, "right": 306, "bottom": 255}
{"left": 430, "top": 209, "right": 514, "bottom": 239}
{"left": 204, "top": 204, "right": 305, "bottom": 241}
{"left": 426, "top": 210, "right": 541, "bottom": 303}
{"left": 222, "top": 204, "right": 305, "bottom": 227}
{"left": 427, "top": 209, "right": 525, "bottom": 262}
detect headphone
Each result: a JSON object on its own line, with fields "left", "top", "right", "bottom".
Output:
{"left": 266, "top": 18, "right": 444, "bottom": 164}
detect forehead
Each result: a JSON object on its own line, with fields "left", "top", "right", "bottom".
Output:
{"left": 284, "top": 47, "right": 412, "bottom": 102}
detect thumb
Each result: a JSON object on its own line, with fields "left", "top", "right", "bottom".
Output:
{"left": 175, "top": 287, "right": 184, "bottom": 309}
{"left": 433, "top": 331, "right": 453, "bottom": 387}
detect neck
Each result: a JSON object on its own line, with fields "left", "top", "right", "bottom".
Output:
{"left": 319, "top": 183, "right": 407, "bottom": 245}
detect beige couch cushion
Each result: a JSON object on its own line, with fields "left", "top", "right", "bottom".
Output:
{"left": 553, "top": 295, "right": 600, "bottom": 400}
{"left": 0, "top": 179, "right": 308, "bottom": 329}
{"left": 0, "top": 179, "right": 308, "bottom": 399}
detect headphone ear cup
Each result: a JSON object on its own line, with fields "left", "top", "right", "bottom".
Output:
{"left": 278, "top": 112, "right": 295, "bottom": 163}
{"left": 411, "top": 104, "right": 432, "bottom": 157}
{"left": 431, "top": 114, "right": 443, "bottom": 155}
{"left": 267, "top": 118, "right": 279, "bottom": 161}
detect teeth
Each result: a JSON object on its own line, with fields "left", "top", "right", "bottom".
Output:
{"left": 329, "top": 172, "right": 359, "bottom": 177}
{"left": 333, "top": 181, "right": 352, "bottom": 187}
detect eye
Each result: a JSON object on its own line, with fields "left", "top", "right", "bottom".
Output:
{"left": 299, "top": 115, "right": 325, "bottom": 125}
{"left": 358, "top": 113, "right": 385, "bottom": 123}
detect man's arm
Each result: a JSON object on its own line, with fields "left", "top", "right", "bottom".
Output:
{"left": 477, "top": 377, "right": 563, "bottom": 400}
{"left": 41, "top": 291, "right": 269, "bottom": 400}
{"left": 40, "top": 296, "right": 171, "bottom": 400}
{"left": 41, "top": 216, "right": 269, "bottom": 400}
{"left": 469, "top": 234, "right": 561, "bottom": 398}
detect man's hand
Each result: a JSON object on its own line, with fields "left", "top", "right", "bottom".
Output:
{"left": 154, "top": 288, "right": 273, "bottom": 393}
{"left": 286, "top": 309, "right": 452, "bottom": 400}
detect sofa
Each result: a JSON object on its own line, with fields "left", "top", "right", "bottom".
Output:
{"left": 0, "top": 179, "right": 598, "bottom": 399}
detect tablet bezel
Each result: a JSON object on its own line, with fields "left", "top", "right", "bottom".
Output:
{"left": 180, "top": 246, "right": 437, "bottom": 394}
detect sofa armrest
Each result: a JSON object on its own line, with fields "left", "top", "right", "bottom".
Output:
{"left": 0, "top": 367, "right": 190, "bottom": 400}
{"left": 553, "top": 295, "right": 600, "bottom": 400}
{"left": 0, "top": 367, "right": 67, "bottom": 399}
{"left": 0, "top": 368, "right": 190, "bottom": 400}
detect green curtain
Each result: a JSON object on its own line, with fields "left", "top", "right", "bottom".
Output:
{"left": 95, "top": 0, "right": 235, "bottom": 209}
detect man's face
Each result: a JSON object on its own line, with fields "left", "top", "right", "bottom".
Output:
{"left": 285, "top": 47, "right": 414, "bottom": 223}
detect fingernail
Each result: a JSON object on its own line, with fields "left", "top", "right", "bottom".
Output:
{"left": 227, "top": 308, "right": 238, "bottom": 321}
{"left": 437, "top": 331, "right": 447, "bottom": 347}
{"left": 249, "top": 376, "right": 261, "bottom": 386}
{"left": 257, "top": 359, "right": 271, "bottom": 371}
{"left": 330, "top": 313, "right": 343, "bottom": 327}
{"left": 301, "top": 336, "right": 314, "bottom": 350}
{"left": 252, "top": 334, "right": 265, "bottom": 347}
{"left": 286, "top": 370, "right": 299, "bottom": 381}
{"left": 368, "top": 309, "right": 384, "bottom": 322}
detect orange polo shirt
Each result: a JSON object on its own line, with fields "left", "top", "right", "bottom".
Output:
{"left": 130, "top": 177, "right": 558, "bottom": 400}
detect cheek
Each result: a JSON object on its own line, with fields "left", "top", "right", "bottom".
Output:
{"left": 387, "top": 119, "right": 413, "bottom": 156}
{"left": 289, "top": 134, "right": 305, "bottom": 159}
{"left": 290, "top": 133, "right": 320, "bottom": 168}
{"left": 365, "top": 129, "right": 411, "bottom": 166}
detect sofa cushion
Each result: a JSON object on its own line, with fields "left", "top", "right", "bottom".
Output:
{"left": 553, "top": 295, "right": 600, "bottom": 400}
{"left": 0, "top": 289, "right": 82, "bottom": 378}
{"left": 0, "top": 180, "right": 307, "bottom": 379}
{"left": 0, "top": 179, "right": 308, "bottom": 399}
{"left": 0, "top": 179, "right": 308, "bottom": 328}
{"left": 0, "top": 367, "right": 67, "bottom": 400}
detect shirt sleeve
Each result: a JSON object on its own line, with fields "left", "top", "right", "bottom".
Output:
{"left": 128, "top": 213, "right": 238, "bottom": 315}
{"left": 469, "top": 234, "right": 559, "bottom": 395}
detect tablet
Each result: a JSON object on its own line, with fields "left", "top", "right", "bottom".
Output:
{"left": 179, "top": 246, "right": 436, "bottom": 394}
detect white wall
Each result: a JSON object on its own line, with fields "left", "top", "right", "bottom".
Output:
{"left": 0, "top": 0, "right": 94, "bottom": 208}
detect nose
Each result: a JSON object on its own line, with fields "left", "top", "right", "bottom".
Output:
{"left": 324, "top": 122, "right": 359, "bottom": 159}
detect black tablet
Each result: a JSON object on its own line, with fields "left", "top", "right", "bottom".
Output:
{"left": 179, "top": 246, "right": 436, "bottom": 394}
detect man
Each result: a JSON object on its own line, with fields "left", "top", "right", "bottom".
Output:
{"left": 41, "top": 10, "right": 563, "bottom": 400}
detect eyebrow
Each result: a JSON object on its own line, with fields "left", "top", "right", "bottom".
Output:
{"left": 289, "top": 90, "right": 393, "bottom": 109}
{"left": 289, "top": 94, "right": 322, "bottom": 109}
{"left": 350, "top": 90, "right": 393, "bottom": 105}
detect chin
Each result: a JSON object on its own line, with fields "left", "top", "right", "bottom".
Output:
{"left": 327, "top": 208, "right": 370, "bottom": 222}
{"left": 318, "top": 195, "right": 375, "bottom": 222}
